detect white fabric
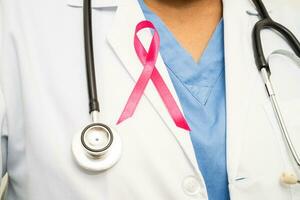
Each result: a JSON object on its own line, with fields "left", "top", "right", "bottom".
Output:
{"left": 0, "top": 0, "right": 300, "bottom": 199}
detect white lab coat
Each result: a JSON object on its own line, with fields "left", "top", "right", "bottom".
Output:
{"left": 0, "top": 0, "right": 300, "bottom": 199}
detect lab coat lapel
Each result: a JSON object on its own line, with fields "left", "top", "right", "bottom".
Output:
{"left": 223, "top": 0, "right": 260, "bottom": 180}
{"left": 106, "top": 0, "right": 200, "bottom": 172}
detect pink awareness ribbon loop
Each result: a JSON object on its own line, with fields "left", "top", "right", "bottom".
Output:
{"left": 117, "top": 20, "right": 191, "bottom": 131}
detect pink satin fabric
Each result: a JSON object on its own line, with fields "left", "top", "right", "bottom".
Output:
{"left": 117, "top": 20, "right": 190, "bottom": 131}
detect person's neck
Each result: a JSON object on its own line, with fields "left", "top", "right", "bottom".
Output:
{"left": 143, "top": 0, "right": 222, "bottom": 62}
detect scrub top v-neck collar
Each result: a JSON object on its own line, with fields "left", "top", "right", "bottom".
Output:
{"left": 140, "top": 2, "right": 224, "bottom": 105}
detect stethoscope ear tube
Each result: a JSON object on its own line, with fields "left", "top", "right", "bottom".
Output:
{"left": 261, "top": 69, "right": 300, "bottom": 167}
{"left": 251, "top": 0, "right": 300, "bottom": 74}
{"left": 84, "top": 0, "right": 100, "bottom": 113}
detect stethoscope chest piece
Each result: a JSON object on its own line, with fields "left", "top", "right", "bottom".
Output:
{"left": 72, "top": 123, "right": 122, "bottom": 172}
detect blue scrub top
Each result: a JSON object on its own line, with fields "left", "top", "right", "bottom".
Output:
{"left": 138, "top": 1, "right": 230, "bottom": 200}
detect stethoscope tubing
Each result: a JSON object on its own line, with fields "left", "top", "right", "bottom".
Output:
{"left": 84, "top": 0, "right": 100, "bottom": 113}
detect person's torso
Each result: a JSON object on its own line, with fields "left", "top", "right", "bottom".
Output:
{"left": 0, "top": 0, "right": 300, "bottom": 199}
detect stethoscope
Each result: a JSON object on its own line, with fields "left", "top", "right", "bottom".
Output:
{"left": 71, "top": 0, "right": 122, "bottom": 172}
{"left": 72, "top": 0, "right": 300, "bottom": 184}
{"left": 252, "top": 0, "right": 300, "bottom": 184}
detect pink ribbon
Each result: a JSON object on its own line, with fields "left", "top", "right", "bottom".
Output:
{"left": 117, "top": 20, "right": 190, "bottom": 131}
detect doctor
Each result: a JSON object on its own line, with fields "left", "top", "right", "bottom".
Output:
{"left": 0, "top": 0, "right": 300, "bottom": 199}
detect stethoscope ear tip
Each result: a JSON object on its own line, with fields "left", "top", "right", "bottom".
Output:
{"left": 280, "top": 172, "right": 300, "bottom": 185}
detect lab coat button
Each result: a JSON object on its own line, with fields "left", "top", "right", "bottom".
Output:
{"left": 182, "top": 176, "right": 202, "bottom": 196}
